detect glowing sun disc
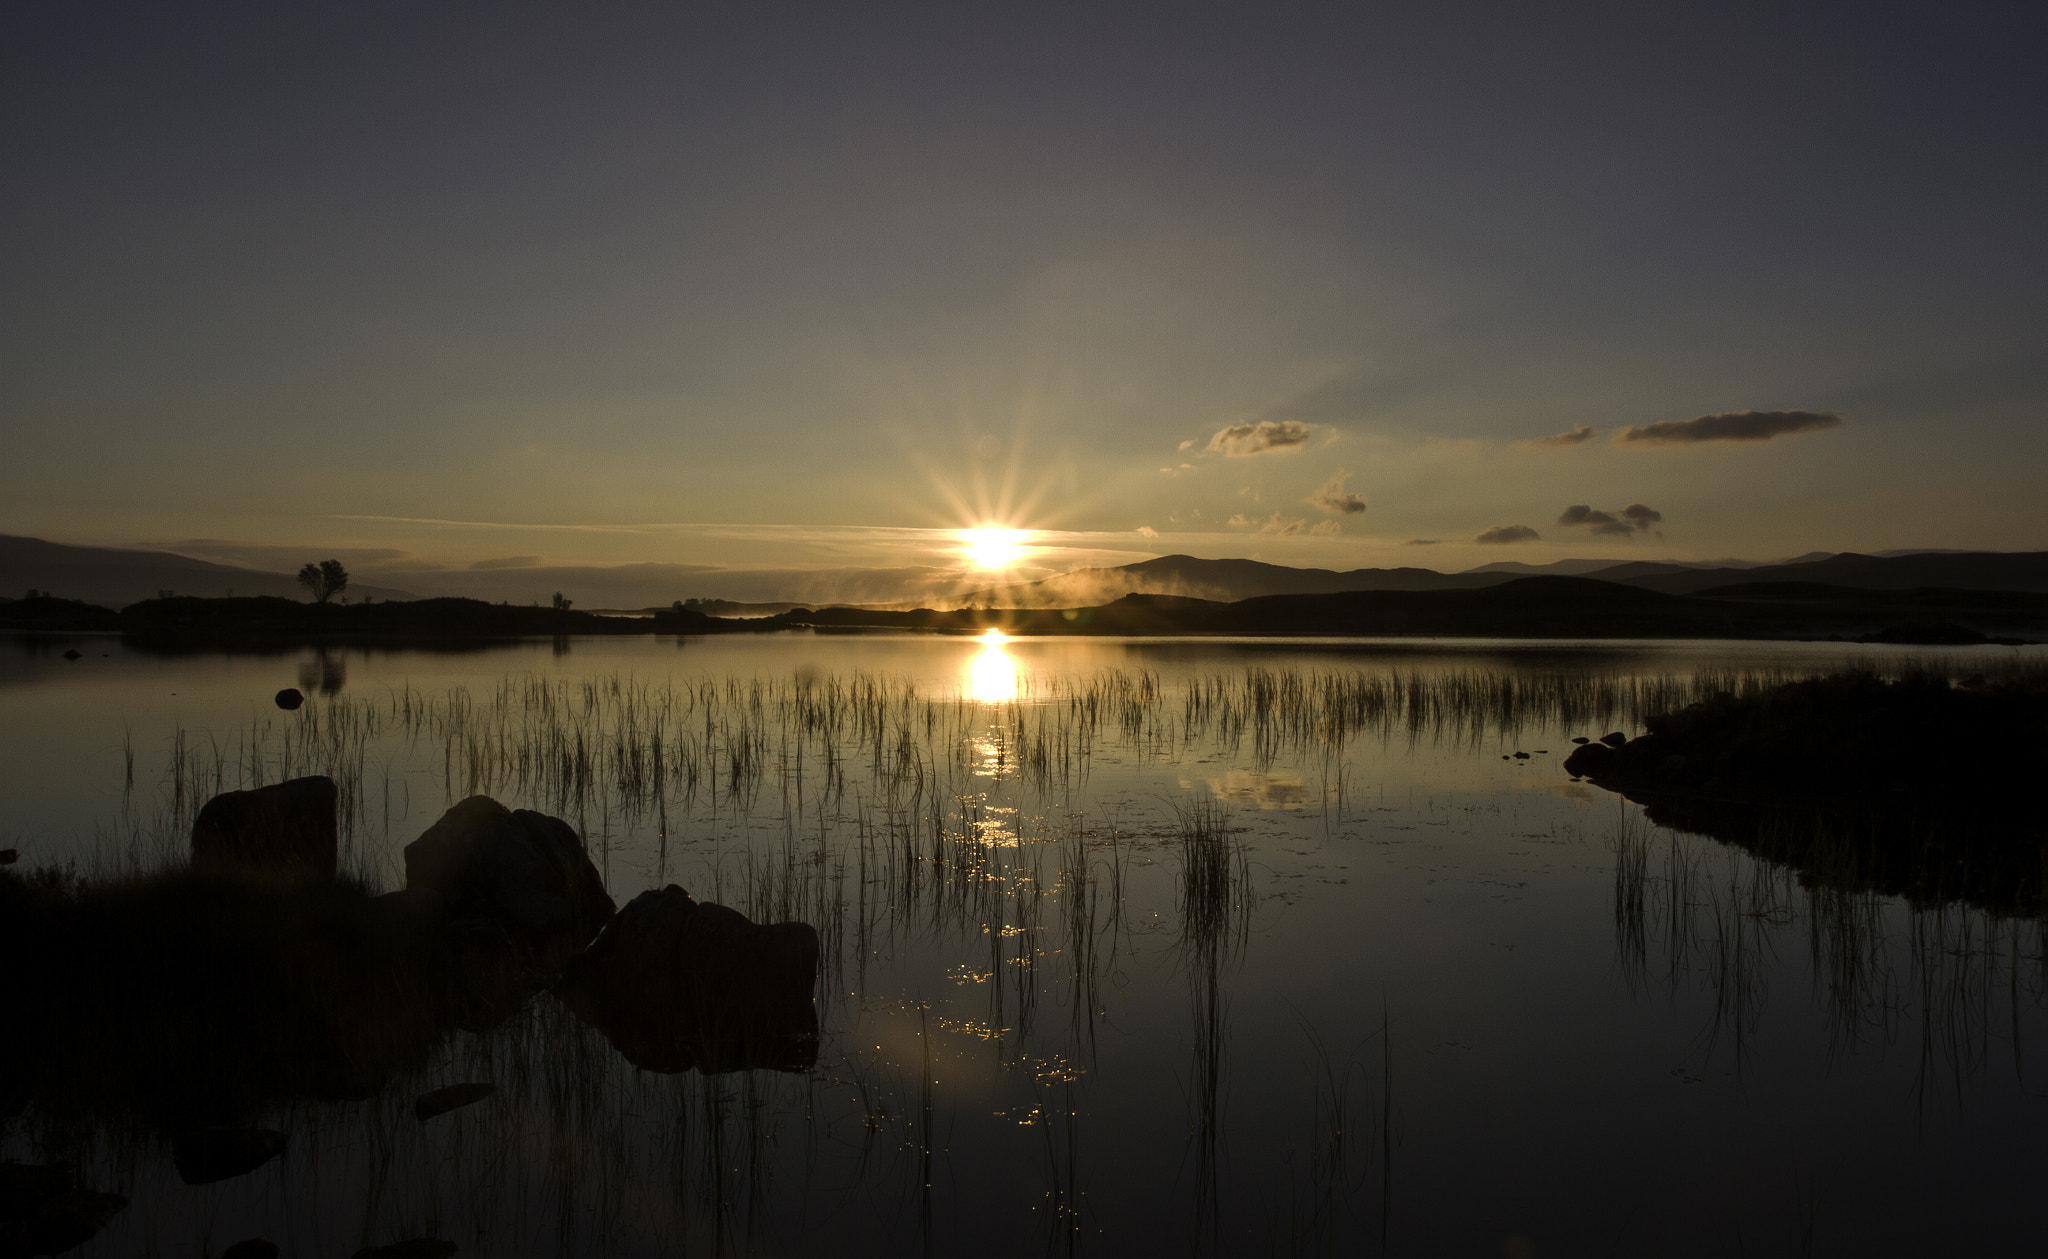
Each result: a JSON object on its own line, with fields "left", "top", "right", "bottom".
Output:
{"left": 960, "top": 527, "right": 1029, "bottom": 570}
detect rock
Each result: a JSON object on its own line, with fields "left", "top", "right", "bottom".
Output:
{"left": 404, "top": 798, "right": 614, "bottom": 981}
{"left": 557, "top": 885, "right": 819, "bottom": 1074}
{"left": 1600, "top": 731, "right": 1628, "bottom": 748}
{"left": 223, "top": 1241, "right": 281, "bottom": 1259}
{"left": 0, "top": 850, "right": 14, "bottom": 865}
{"left": 191, "top": 777, "right": 337, "bottom": 878}
{"left": 172, "top": 1126, "right": 287, "bottom": 1185}
{"left": 351, "top": 1241, "right": 458, "bottom": 1259}
{"left": 274, "top": 688, "right": 305, "bottom": 710}
{"left": 61, "top": 649, "right": 81, "bottom": 661}
{"left": 1512, "top": 751, "right": 1531, "bottom": 759}
{"left": 1563, "top": 742, "right": 1615, "bottom": 778}
{"left": 413, "top": 1082, "right": 496, "bottom": 1121}
{"left": 1571, "top": 736, "right": 1590, "bottom": 745}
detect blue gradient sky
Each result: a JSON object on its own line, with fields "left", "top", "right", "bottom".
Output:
{"left": 4, "top": 2, "right": 2044, "bottom": 588}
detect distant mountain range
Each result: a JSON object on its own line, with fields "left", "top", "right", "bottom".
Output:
{"left": 7, "top": 532, "right": 2048, "bottom": 613}
{"left": 0, "top": 534, "right": 417, "bottom": 607}
{"left": 962, "top": 550, "right": 2048, "bottom": 606}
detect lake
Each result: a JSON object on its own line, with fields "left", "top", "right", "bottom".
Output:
{"left": 3, "top": 631, "right": 2045, "bottom": 1256}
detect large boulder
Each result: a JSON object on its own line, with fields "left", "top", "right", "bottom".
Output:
{"left": 556, "top": 886, "right": 819, "bottom": 1074}
{"left": 191, "top": 777, "right": 338, "bottom": 878}
{"left": 402, "top": 798, "right": 615, "bottom": 1023}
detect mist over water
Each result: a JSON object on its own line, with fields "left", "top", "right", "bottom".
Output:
{"left": 3, "top": 633, "right": 2045, "bottom": 1255}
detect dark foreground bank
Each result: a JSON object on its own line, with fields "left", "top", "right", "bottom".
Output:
{"left": 0, "top": 780, "right": 819, "bottom": 1255}
{"left": 1565, "top": 672, "right": 2048, "bottom": 910}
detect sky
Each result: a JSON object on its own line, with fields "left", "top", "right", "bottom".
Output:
{"left": 4, "top": 2, "right": 2045, "bottom": 601}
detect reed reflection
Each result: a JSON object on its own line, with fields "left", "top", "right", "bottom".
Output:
{"left": 964, "top": 628, "right": 1020, "bottom": 704}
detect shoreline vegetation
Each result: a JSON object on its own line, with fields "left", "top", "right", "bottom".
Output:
{"left": 3, "top": 573, "right": 2045, "bottom": 646}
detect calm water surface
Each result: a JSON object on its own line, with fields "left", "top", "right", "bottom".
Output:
{"left": 3, "top": 632, "right": 2044, "bottom": 1256}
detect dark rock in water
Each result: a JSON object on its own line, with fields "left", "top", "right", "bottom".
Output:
{"left": 0, "top": 850, "right": 15, "bottom": 865}
{"left": 61, "top": 649, "right": 81, "bottom": 661}
{"left": 413, "top": 1081, "right": 496, "bottom": 1121}
{"left": 274, "top": 687, "right": 305, "bottom": 710}
{"left": 1563, "top": 742, "right": 1614, "bottom": 777}
{"left": 172, "top": 1126, "right": 287, "bottom": 1184}
{"left": 0, "top": 1163, "right": 128, "bottom": 1256}
{"left": 191, "top": 776, "right": 337, "bottom": 878}
{"left": 1512, "top": 751, "right": 1531, "bottom": 759}
{"left": 1571, "top": 736, "right": 1590, "bottom": 744}
{"left": 557, "top": 885, "right": 820, "bottom": 1074}
{"left": 223, "top": 1240, "right": 280, "bottom": 1259}
{"left": 1600, "top": 731, "right": 1628, "bottom": 748}
{"left": 405, "top": 797, "right": 615, "bottom": 984}
{"left": 352, "top": 1241, "right": 458, "bottom": 1259}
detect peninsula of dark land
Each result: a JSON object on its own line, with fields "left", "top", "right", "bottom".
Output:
{"left": 5, "top": 573, "right": 2047, "bottom": 645}
{"left": 1563, "top": 672, "right": 2048, "bottom": 912}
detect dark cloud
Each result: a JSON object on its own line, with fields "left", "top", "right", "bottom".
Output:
{"left": 1205, "top": 420, "right": 1315, "bottom": 456}
{"left": 1558, "top": 503, "right": 1662, "bottom": 535}
{"left": 1534, "top": 426, "right": 1597, "bottom": 447}
{"left": 1403, "top": 538, "right": 1440, "bottom": 545}
{"left": 1475, "top": 525, "right": 1540, "bottom": 545}
{"left": 470, "top": 555, "right": 542, "bottom": 570}
{"left": 1307, "top": 473, "right": 1367, "bottom": 515}
{"left": 1616, "top": 410, "right": 1843, "bottom": 445}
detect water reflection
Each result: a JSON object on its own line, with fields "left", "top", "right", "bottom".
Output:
{"left": 963, "top": 628, "right": 1019, "bottom": 703}
{"left": 294, "top": 648, "right": 347, "bottom": 696}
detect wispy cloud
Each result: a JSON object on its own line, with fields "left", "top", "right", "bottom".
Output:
{"left": 1616, "top": 410, "right": 1843, "bottom": 445}
{"left": 1307, "top": 472, "right": 1367, "bottom": 515}
{"left": 1136, "top": 525, "right": 1159, "bottom": 538}
{"left": 470, "top": 555, "right": 541, "bottom": 570}
{"left": 1227, "top": 511, "right": 1336, "bottom": 536}
{"left": 1403, "top": 538, "right": 1440, "bottom": 545}
{"left": 1557, "top": 503, "right": 1663, "bottom": 535}
{"left": 1533, "top": 426, "right": 1598, "bottom": 447}
{"left": 1204, "top": 420, "right": 1315, "bottom": 457}
{"left": 1475, "top": 524, "right": 1540, "bottom": 544}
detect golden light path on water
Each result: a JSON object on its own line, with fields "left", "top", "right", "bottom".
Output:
{"left": 963, "top": 627, "right": 1020, "bottom": 703}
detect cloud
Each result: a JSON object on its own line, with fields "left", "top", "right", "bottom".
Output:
{"left": 1136, "top": 525, "right": 1159, "bottom": 538}
{"left": 470, "top": 555, "right": 542, "bottom": 570}
{"left": 1475, "top": 525, "right": 1540, "bottom": 545}
{"left": 1311, "top": 520, "right": 1341, "bottom": 536}
{"left": 1616, "top": 409, "right": 1844, "bottom": 445}
{"left": 1534, "top": 426, "right": 1598, "bottom": 447}
{"left": 1403, "top": 538, "right": 1440, "bottom": 545}
{"left": 1229, "top": 511, "right": 1310, "bottom": 536}
{"left": 1557, "top": 503, "right": 1663, "bottom": 535}
{"left": 1204, "top": 420, "right": 1315, "bottom": 457}
{"left": 1307, "top": 472, "right": 1367, "bottom": 515}
{"left": 1178, "top": 439, "right": 1196, "bottom": 452}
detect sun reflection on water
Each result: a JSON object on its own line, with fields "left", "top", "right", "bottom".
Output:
{"left": 964, "top": 629, "right": 1019, "bottom": 704}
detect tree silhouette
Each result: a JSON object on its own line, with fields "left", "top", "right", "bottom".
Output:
{"left": 297, "top": 560, "right": 349, "bottom": 603}
{"left": 551, "top": 591, "right": 573, "bottom": 611}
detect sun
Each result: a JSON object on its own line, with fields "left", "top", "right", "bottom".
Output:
{"left": 959, "top": 527, "right": 1030, "bottom": 570}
